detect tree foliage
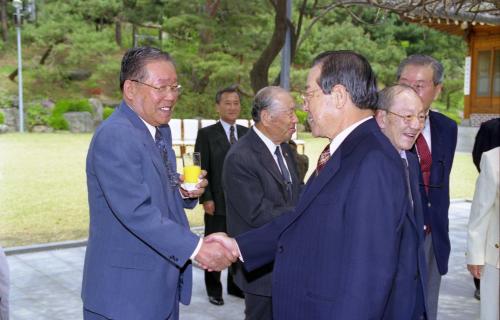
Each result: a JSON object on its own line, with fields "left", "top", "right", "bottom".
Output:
{"left": 0, "top": 0, "right": 467, "bottom": 120}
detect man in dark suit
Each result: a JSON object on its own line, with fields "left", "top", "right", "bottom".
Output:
{"left": 81, "top": 47, "right": 236, "bottom": 320}
{"left": 210, "top": 51, "right": 413, "bottom": 319}
{"left": 222, "top": 86, "right": 301, "bottom": 320}
{"left": 375, "top": 84, "right": 429, "bottom": 319}
{"left": 194, "top": 86, "right": 247, "bottom": 306}
{"left": 397, "top": 54, "right": 458, "bottom": 320}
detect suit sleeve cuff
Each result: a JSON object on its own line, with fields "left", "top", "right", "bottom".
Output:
{"left": 190, "top": 238, "right": 203, "bottom": 260}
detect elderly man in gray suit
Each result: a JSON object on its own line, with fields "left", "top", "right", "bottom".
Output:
{"left": 223, "top": 86, "right": 302, "bottom": 320}
{"left": 0, "top": 245, "right": 9, "bottom": 320}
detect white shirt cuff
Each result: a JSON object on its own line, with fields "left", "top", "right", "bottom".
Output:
{"left": 190, "top": 238, "right": 203, "bottom": 260}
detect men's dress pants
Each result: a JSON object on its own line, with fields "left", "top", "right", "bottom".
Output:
{"left": 244, "top": 292, "right": 273, "bottom": 320}
{"left": 0, "top": 246, "right": 9, "bottom": 320}
{"left": 204, "top": 214, "right": 241, "bottom": 297}
{"left": 480, "top": 264, "right": 499, "bottom": 320}
{"left": 424, "top": 235, "right": 441, "bottom": 320}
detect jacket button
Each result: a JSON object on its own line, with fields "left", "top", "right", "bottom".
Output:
{"left": 278, "top": 245, "right": 284, "bottom": 253}
{"left": 495, "top": 244, "right": 499, "bottom": 249}
{"left": 427, "top": 202, "right": 431, "bottom": 208}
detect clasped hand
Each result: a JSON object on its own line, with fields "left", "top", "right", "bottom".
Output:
{"left": 194, "top": 232, "right": 240, "bottom": 272}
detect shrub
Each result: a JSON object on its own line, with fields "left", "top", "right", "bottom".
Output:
{"left": 103, "top": 106, "right": 114, "bottom": 120}
{"left": 295, "top": 109, "right": 308, "bottom": 126}
{"left": 48, "top": 99, "right": 93, "bottom": 130}
{"left": 27, "top": 104, "right": 51, "bottom": 129}
{"left": 0, "top": 111, "right": 4, "bottom": 124}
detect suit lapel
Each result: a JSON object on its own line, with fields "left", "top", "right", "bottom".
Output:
{"left": 214, "top": 122, "right": 231, "bottom": 149}
{"left": 429, "top": 111, "right": 444, "bottom": 186}
{"left": 119, "top": 103, "right": 169, "bottom": 184}
{"left": 249, "top": 130, "right": 287, "bottom": 185}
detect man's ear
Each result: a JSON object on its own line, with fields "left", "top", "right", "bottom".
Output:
{"left": 123, "top": 80, "right": 136, "bottom": 101}
{"left": 433, "top": 83, "right": 443, "bottom": 101}
{"left": 375, "top": 110, "right": 387, "bottom": 129}
{"left": 331, "top": 85, "right": 348, "bottom": 108}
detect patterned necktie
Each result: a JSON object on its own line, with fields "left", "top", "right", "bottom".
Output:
{"left": 155, "top": 128, "right": 179, "bottom": 188}
{"left": 315, "top": 144, "right": 331, "bottom": 176}
{"left": 275, "top": 146, "right": 292, "bottom": 198}
{"left": 415, "top": 134, "right": 432, "bottom": 194}
{"left": 229, "top": 125, "right": 236, "bottom": 145}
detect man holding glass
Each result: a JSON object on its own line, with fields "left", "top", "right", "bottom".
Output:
{"left": 222, "top": 86, "right": 301, "bottom": 320}
{"left": 81, "top": 46, "right": 236, "bottom": 320}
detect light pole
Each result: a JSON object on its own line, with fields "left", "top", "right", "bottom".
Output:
{"left": 279, "top": 0, "right": 292, "bottom": 91}
{"left": 13, "top": 0, "right": 24, "bottom": 132}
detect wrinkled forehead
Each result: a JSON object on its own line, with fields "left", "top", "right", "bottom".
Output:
{"left": 391, "top": 89, "right": 425, "bottom": 113}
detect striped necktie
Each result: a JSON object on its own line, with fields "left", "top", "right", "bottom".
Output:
{"left": 315, "top": 144, "right": 331, "bottom": 175}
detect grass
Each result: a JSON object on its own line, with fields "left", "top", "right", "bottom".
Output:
{"left": 0, "top": 132, "right": 477, "bottom": 248}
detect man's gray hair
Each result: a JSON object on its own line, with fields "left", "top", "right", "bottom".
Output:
{"left": 251, "top": 86, "right": 287, "bottom": 123}
{"left": 396, "top": 54, "right": 444, "bottom": 85}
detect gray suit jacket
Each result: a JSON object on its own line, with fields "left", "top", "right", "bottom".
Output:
{"left": 223, "top": 128, "right": 301, "bottom": 296}
{"left": 81, "top": 102, "right": 199, "bottom": 320}
{"left": 0, "top": 246, "right": 8, "bottom": 320}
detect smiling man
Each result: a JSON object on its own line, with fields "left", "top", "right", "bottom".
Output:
{"left": 375, "top": 84, "right": 428, "bottom": 319}
{"left": 81, "top": 47, "right": 236, "bottom": 320}
{"left": 397, "top": 54, "right": 458, "bottom": 320}
{"left": 210, "top": 51, "right": 415, "bottom": 319}
{"left": 222, "top": 86, "right": 301, "bottom": 320}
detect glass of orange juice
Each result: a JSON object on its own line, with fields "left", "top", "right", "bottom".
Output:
{"left": 182, "top": 152, "right": 201, "bottom": 191}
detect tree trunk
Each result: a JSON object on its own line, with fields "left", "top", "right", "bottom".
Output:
{"left": 0, "top": 0, "right": 8, "bottom": 42}
{"left": 249, "top": 0, "right": 288, "bottom": 93}
{"left": 115, "top": 19, "right": 122, "bottom": 47}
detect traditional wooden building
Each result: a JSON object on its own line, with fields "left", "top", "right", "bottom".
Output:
{"left": 349, "top": 0, "right": 500, "bottom": 125}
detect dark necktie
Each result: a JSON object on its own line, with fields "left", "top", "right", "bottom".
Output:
{"left": 155, "top": 128, "right": 179, "bottom": 188}
{"left": 275, "top": 146, "right": 292, "bottom": 197}
{"left": 402, "top": 158, "right": 414, "bottom": 209}
{"left": 229, "top": 125, "right": 236, "bottom": 145}
{"left": 415, "top": 134, "right": 432, "bottom": 194}
{"left": 315, "top": 144, "right": 331, "bottom": 175}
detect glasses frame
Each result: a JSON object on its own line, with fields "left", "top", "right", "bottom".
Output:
{"left": 300, "top": 88, "right": 323, "bottom": 103}
{"left": 130, "top": 79, "right": 182, "bottom": 95}
{"left": 386, "top": 109, "right": 428, "bottom": 124}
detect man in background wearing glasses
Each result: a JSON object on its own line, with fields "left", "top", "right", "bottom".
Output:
{"left": 397, "top": 54, "right": 458, "bottom": 320}
{"left": 81, "top": 46, "right": 236, "bottom": 320}
{"left": 375, "top": 84, "right": 428, "bottom": 319}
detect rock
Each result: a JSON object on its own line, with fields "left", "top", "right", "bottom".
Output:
{"left": 89, "top": 98, "right": 103, "bottom": 122}
{"left": 41, "top": 99, "right": 55, "bottom": 110}
{"left": 0, "top": 124, "right": 8, "bottom": 133}
{"left": 67, "top": 69, "right": 92, "bottom": 81}
{"left": 31, "top": 125, "right": 54, "bottom": 133}
{"left": 1, "top": 108, "right": 19, "bottom": 131}
{"left": 63, "top": 112, "right": 94, "bottom": 133}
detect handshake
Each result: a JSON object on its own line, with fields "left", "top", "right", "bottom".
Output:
{"left": 194, "top": 232, "right": 240, "bottom": 271}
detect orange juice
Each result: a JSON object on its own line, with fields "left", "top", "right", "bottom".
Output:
{"left": 183, "top": 165, "right": 201, "bottom": 184}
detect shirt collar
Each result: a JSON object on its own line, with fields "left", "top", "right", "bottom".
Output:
{"left": 253, "top": 126, "right": 280, "bottom": 155}
{"left": 328, "top": 116, "right": 372, "bottom": 156}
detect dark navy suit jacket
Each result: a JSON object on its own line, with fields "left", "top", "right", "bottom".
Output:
{"left": 81, "top": 102, "right": 199, "bottom": 320}
{"left": 416, "top": 111, "right": 457, "bottom": 275}
{"left": 237, "top": 119, "right": 423, "bottom": 319}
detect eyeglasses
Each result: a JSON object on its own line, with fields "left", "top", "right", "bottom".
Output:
{"left": 386, "top": 110, "right": 428, "bottom": 124}
{"left": 300, "top": 88, "right": 323, "bottom": 103}
{"left": 131, "top": 79, "right": 182, "bottom": 96}
{"left": 399, "top": 80, "right": 435, "bottom": 92}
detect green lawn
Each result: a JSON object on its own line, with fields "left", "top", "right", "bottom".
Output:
{"left": 0, "top": 132, "right": 477, "bottom": 248}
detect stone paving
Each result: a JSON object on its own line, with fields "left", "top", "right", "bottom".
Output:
{"left": 6, "top": 200, "right": 480, "bottom": 319}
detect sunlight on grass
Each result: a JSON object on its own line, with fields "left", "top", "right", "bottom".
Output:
{"left": 0, "top": 132, "right": 477, "bottom": 247}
